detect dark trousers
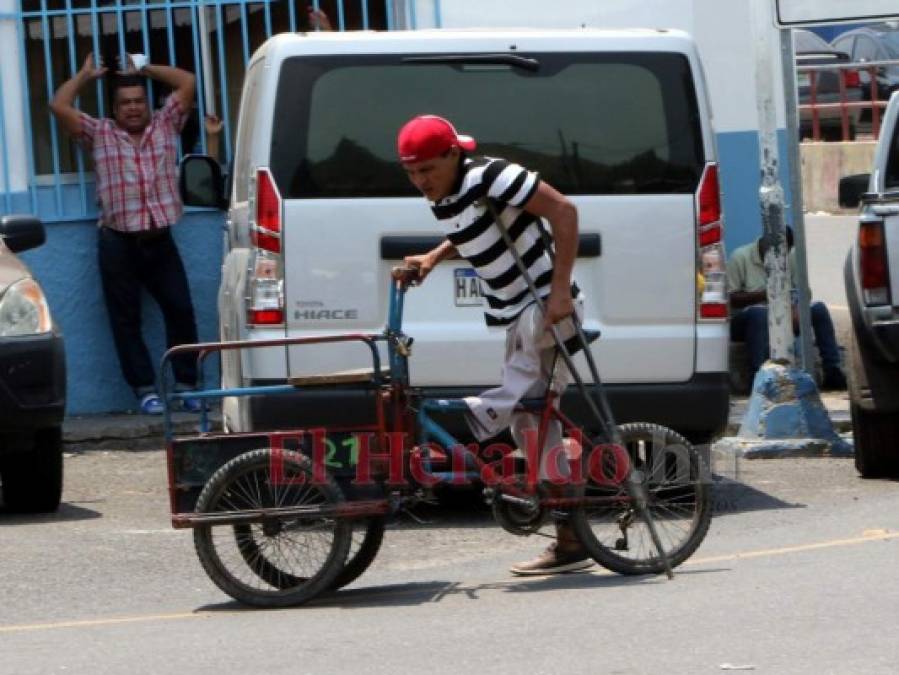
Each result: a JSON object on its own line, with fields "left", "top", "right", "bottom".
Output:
{"left": 731, "top": 302, "right": 841, "bottom": 374}
{"left": 98, "top": 227, "right": 198, "bottom": 395}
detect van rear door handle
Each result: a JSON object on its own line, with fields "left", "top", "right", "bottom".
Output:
{"left": 577, "top": 233, "right": 601, "bottom": 257}
{"left": 380, "top": 234, "right": 601, "bottom": 260}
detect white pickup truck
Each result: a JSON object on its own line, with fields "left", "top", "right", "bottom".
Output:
{"left": 840, "top": 91, "right": 899, "bottom": 477}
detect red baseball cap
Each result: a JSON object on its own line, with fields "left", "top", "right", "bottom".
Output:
{"left": 397, "top": 115, "right": 477, "bottom": 163}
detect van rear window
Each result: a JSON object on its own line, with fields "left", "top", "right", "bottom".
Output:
{"left": 269, "top": 52, "right": 705, "bottom": 198}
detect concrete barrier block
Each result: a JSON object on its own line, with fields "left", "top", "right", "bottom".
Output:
{"left": 800, "top": 140, "right": 876, "bottom": 214}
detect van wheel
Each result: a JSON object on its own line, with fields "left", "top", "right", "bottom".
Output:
{"left": 0, "top": 427, "right": 64, "bottom": 512}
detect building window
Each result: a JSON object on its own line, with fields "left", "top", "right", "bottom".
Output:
{"left": 20, "top": 0, "right": 391, "bottom": 177}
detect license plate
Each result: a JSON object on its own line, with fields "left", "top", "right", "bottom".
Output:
{"left": 454, "top": 267, "right": 483, "bottom": 307}
{"left": 797, "top": 72, "right": 810, "bottom": 88}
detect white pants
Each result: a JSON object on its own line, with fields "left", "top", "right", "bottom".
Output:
{"left": 464, "top": 299, "right": 583, "bottom": 479}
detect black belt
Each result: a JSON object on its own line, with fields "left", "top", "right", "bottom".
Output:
{"left": 102, "top": 226, "right": 170, "bottom": 243}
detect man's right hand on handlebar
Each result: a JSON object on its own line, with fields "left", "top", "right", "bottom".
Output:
{"left": 403, "top": 253, "right": 437, "bottom": 284}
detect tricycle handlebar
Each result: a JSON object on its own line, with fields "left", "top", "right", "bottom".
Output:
{"left": 391, "top": 265, "right": 421, "bottom": 288}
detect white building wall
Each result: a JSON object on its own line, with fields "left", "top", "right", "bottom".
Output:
{"left": 0, "top": 0, "right": 28, "bottom": 192}
{"left": 411, "top": 0, "right": 787, "bottom": 134}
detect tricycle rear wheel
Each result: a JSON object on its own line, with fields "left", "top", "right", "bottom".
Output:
{"left": 193, "top": 449, "right": 352, "bottom": 607}
{"left": 334, "top": 517, "right": 385, "bottom": 589}
{"left": 235, "top": 516, "right": 385, "bottom": 591}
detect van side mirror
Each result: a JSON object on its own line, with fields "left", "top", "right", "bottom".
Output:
{"left": 179, "top": 154, "right": 227, "bottom": 209}
{"left": 839, "top": 174, "right": 870, "bottom": 208}
{"left": 0, "top": 215, "right": 45, "bottom": 253}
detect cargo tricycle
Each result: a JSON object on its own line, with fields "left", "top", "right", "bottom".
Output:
{"left": 162, "top": 268, "right": 712, "bottom": 607}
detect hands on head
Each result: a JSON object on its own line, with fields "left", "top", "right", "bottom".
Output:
{"left": 81, "top": 52, "right": 148, "bottom": 79}
{"left": 80, "top": 53, "right": 108, "bottom": 81}
{"left": 114, "top": 53, "right": 140, "bottom": 75}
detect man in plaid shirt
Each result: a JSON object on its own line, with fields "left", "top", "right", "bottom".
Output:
{"left": 51, "top": 54, "right": 200, "bottom": 414}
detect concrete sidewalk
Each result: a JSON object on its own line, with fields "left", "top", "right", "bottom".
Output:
{"left": 61, "top": 391, "right": 852, "bottom": 452}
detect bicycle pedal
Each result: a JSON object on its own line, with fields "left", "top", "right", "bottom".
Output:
{"left": 402, "top": 509, "right": 433, "bottom": 525}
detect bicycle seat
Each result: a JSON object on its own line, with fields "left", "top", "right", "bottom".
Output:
{"left": 561, "top": 329, "right": 600, "bottom": 356}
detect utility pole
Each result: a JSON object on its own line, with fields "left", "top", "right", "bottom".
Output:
{"left": 750, "top": 0, "right": 794, "bottom": 365}
{"left": 780, "top": 28, "right": 816, "bottom": 374}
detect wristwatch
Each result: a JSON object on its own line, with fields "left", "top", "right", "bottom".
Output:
{"left": 129, "top": 53, "right": 149, "bottom": 72}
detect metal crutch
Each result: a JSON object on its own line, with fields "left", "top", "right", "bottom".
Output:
{"left": 481, "top": 198, "right": 674, "bottom": 579}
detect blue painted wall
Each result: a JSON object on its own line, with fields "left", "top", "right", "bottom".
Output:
{"left": 9, "top": 192, "right": 225, "bottom": 415}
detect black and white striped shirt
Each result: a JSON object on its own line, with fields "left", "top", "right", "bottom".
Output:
{"left": 431, "top": 156, "right": 576, "bottom": 327}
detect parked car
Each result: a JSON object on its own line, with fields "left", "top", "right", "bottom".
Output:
{"left": 831, "top": 23, "right": 899, "bottom": 126}
{"left": 839, "top": 91, "right": 899, "bottom": 477}
{"left": 0, "top": 215, "right": 66, "bottom": 512}
{"left": 179, "top": 29, "right": 730, "bottom": 444}
{"left": 794, "top": 29, "right": 863, "bottom": 141}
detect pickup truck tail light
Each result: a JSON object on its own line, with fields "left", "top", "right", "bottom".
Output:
{"left": 696, "top": 163, "right": 728, "bottom": 320}
{"left": 843, "top": 70, "right": 861, "bottom": 89}
{"left": 247, "top": 168, "right": 285, "bottom": 326}
{"left": 859, "top": 220, "right": 891, "bottom": 306}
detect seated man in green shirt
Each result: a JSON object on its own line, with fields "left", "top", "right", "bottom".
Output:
{"left": 727, "top": 227, "right": 846, "bottom": 390}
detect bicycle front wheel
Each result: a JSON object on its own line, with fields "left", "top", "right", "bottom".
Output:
{"left": 571, "top": 423, "right": 712, "bottom": 575}
{"left": 193, "top": 449, "right": 352, "bottom": 607}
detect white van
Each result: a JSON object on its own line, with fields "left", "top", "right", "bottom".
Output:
{"left": 182, "top": 28, "right": 730, "bottom": 442}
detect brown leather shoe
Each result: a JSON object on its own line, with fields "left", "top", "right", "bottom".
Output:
{"left": 509, "top": 543, "right": 594, "bottom": 576}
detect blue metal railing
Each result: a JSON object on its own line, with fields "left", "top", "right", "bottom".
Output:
{"left": 0, "top": 58, "right": 10, "bottom": 213}
{"left": 0, "top": 0, "right": 443, "bottom": 222}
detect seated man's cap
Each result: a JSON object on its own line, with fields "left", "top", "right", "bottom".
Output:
{"left": 397, "top": 115, "right": 476, "bottom": 163}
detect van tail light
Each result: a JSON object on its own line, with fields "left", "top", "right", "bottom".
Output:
{"left": 247, "top": 252, "right": 284, "bottom": 326}
{"left": 859, "top": 220, "right": 891, "bottom": 306}
{"left": 250, "top": 168, "right": 282, "bottom": 254}
{"left": 843, "top": 69, "right": 861, "bottom": 89}
{"left": 247, "top": 167, "right": 285, "bottom": 326}
{"left": 696, "top": 163, "right": 728, "bottom": 320}
{"left": 249, "top": 308, "right": 284, "bottom": 324}
{"left": 698, "top": 163, "right": 721, "bottom": 227}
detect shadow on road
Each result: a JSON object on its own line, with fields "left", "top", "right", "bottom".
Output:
{"left": 195, "top": 567, "right": 729, "bottom": 613}
{"left": 711, "top": 476, "right": 805, "bottom": 517}
{"left": 0, "top": 501, "right": 102, "bottom": 523}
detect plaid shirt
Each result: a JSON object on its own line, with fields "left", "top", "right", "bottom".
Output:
{"left": 78, "top": 96, "right": 188, "bottom": 232}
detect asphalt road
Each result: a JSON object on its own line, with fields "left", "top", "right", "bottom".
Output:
{"left": 0, "top": 214, "right": 879, "bottom": 675}
{"left": 1, "top": 448, "right": 897, "bottom": 675}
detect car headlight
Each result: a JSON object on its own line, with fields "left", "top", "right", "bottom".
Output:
{"left": 0, "top": 278, "right": 52, "bottom": 337}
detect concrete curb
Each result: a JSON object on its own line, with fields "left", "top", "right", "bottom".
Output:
{"left": 61, "top": 392, "right": 852, "bottom": 453}
{"left": 63, "top": 411, "right": 223, "bottom": 452}
{"left": 713, "top": 435, "right": 854, "bottom": 460}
